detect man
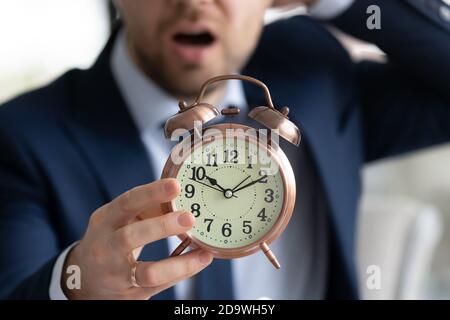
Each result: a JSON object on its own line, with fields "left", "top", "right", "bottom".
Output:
{"left": 0, "top": 0, "right": 449, "bottom": 300}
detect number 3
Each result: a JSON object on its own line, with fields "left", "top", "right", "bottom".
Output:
{"left": 264, "top": 189, "right": 274, "bottom": 203}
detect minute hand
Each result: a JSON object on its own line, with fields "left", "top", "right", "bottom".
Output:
{"left": 233, "top": 176, "right": 266, "bottom": 193}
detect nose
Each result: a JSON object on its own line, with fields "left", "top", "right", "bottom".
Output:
{"left": 169, "top": 0, "right": 217, "bottom": 20}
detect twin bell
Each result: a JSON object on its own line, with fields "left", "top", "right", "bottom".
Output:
{"left": 163, "top": 74, "right": 301, "bottom": 147}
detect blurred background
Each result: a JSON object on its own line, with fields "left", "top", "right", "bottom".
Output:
{"left": 1, "top": 0, "right": 449, "bottom": 299}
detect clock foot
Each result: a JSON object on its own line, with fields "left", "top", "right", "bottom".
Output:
{"left": 170, "top": 238, "right": 191, "bottom": 257}
{"left": 260, "top": 242, "right": 281, "bottom": 269}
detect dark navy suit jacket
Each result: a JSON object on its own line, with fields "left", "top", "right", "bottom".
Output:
{"left": 0, "top": 0, "right": 449, "bottom": 299}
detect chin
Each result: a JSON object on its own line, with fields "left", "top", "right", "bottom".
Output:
{"left": 168, "top": 67, "right": 227, "bottom": 98}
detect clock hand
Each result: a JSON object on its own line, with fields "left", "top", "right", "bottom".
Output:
{"left": 233, "top": 175, "right": 267, "bottom": 193}
{"left": 205, "top": 175, "right": 239, "bottom": 197}
{"left": 205, "top": 175, "right": 239, "bottom": 199}
{"left": 188, "top": 178, "right": 223, "bottom": 194}
{"left": 189, "top": 178, "right": 238, "bottom": 198}
{"left": 231, "top": 175, "right": 251, "bottom": 192}
{"left": 205, "top": 176, "right": 226, "bottom": 192}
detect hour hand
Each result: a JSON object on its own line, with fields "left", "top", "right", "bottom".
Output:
{"left": 190, "top": 177, "right": 238, "bottom": 198}
{"left": 205, "top": 176, "right": 226, "bottom": 192}
{"left": 189, "top": 178, "right": 223, "bottom": 194}
{"left": 205, "top": 176, "right": 238, "bottom": 198}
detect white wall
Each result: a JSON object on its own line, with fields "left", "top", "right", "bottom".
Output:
{"left": 0, "top": 0, "right": 109, "bottom": 103}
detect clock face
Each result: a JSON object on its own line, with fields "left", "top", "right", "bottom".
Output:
{"left": 174, "top": 137, "right": 285, "bottom": 249}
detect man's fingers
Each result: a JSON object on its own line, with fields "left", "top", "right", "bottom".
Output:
{"left": 135, "top": 250, "right": 213, "bottom": 288}
{"left": 131, "top": 251, "right": 212, "bottom": 299}
{"left": 113, "top": 211, "right": 195, "bottom": 252}
{"left": 146, "top": 263, "right": 210, "bottom": 297}
{"left": 108, "top": 178, "right": 180, "bottom": 225}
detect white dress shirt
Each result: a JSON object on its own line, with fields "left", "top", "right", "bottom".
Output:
{"left": 308, "top": 0, "right": 354, "bottom": 19}
{"left": 49, "top": 0, "right": 352, "bottom": 299}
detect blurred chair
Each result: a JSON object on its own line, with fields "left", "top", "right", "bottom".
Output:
{"left": 357, "top": 195, "right": 443, "bottom": 299}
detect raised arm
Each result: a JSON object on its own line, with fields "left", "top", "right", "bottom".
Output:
{"left": 327, "top": 0, "right": 450, "bottom": 161}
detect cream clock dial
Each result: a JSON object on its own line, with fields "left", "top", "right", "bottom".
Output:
{"left": 174, "top": 138, "right": 285, "bottom": 249}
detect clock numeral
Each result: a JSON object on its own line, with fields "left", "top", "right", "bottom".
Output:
{"left": 184, "top": 184, "right": 195, "bottom": 198}
{"left": 191, "top": 203, "right": 201, "bottom": 218}
{"left": 190, "top": 166, "right": 206, "bottom": 181}
{"left": 264, "top": 189, "right": 274, "bottom": 203}
{"left": 259, "top": 169, "right": 268, "bottom": 183}
{"left": 242, "top": 221, "right": 252, "bottom": 235}
{"left": 224, "top": 150, "right": 239, "bottom": 164}
{"left": 204, "top": 218, "right": 214, "bottom": 232}
{"left": 257, "top": 208, "right": 267, "bottom": 222}
{"left": 222, "top": 223, "right": 232, "bottom": 237}
{"left": 206, "top": 153, "right": 218, "bottom": 167}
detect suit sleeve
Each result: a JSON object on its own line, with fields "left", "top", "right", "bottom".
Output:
{"left": 329, "top": 0, "right": 450, "bottom": 161}
{"left": 0, "top": 124, "right": 60, "bottom": 299}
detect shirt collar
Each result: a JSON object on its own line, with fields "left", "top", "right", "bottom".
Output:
{"left": 110, "top": 30, "right": 247, "bottom": 134}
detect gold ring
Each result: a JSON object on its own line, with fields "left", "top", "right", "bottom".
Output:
{"left": 130, "top": 261, "right": 141, "bottom": 288}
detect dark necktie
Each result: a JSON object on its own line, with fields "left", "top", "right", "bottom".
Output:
{"left": 194, "top": 258, "right": 234, "bottom": 299}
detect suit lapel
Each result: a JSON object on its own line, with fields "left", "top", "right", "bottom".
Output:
{"left": 64, "top": 41, "right": 157, "bottom": 201}
{"left": 62, "top": 35, "right": 173, "bottom": 299}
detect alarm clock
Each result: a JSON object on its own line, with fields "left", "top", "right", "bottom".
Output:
{"left": 161, "top": 75, "right": 300, "bottom": 269}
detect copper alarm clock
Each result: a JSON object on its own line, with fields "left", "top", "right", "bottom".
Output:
{"left": 161, "top": 75, "right": 300, "bottom": 269}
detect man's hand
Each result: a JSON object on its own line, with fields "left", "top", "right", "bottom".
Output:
{"left": 62, "top": 178, "right": 213, "bottom": 300}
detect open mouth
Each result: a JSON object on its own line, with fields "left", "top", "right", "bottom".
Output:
{"left": 168, "top": 26, "right": 218, "bottom": 63}
{"left": 173, "top": 30, "right": 216, "bottom": 47}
